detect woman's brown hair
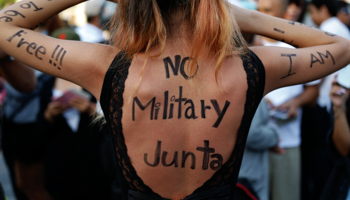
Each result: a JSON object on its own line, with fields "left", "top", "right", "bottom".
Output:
{"left": 109, "top": 0, "right": 247, "bottom": 85}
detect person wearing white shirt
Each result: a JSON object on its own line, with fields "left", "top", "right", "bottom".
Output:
{"left": 305, "top": 1, "right": 350, "bottom": 199}
{"left": 258, "top": 0, "right": 320, "bottom": 200}
{"left": 309, "top": 0, "right": 350, "bottom": 112}
{"left": 75, "top": 0, "right": 105, "bottom": 43}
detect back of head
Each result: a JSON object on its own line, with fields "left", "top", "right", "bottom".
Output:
{"left": 337, "top": 1, "right": 350, "bottom": 14}
{"left": 289, "top": 0, "right": 303, "bottom": 7}
{"left": 311, "top": 0, "right": 338, "bottom": 16}
{"left": 85, "top": 0, "right": 105, "bottom": 22}
{"left": 109, "top": 0, "right": 247, "bottom": 83}
{"left": 257, "top": 0, "right": 289, "bottom": 18}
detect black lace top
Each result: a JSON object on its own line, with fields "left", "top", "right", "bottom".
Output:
{"left": 100, "top": 49, "right": 266, "bottom": 199}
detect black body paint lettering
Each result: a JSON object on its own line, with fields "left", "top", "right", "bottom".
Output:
{"left": 211, "top": 100, "right": 231, "bottom": 128}
{"left": 17, "top": 38, "right": 29, "bottom": 48}
{"left": 4, "top": 10, "right": 25, "bottom": 18}
{"left": 310, "top": 50, "right": 335, "bottom": 68}
{"left": 163, "top": 55, "right": 198, "bottom": 80}
{"left": 133, "top": 87, "right": 230, "bottom": 128}
{"left": 180, "top": 57, "right": 197, "bottom": 79}
{"left": 317, "top": 51, "right": 335, "bottom": 65}
{"left": 7, "top": 30, "right": 65, "bottom": 67}
{"left": 50, "top": 45, "right": 67, "bottom": 67}
{"left": 281, "top": 54, "right": 297, "bottom": 79}
{"left": 20, "top": 1, "right": 43, "bottom": 11}
{"left": 163, "top": 91, "right": 169, "bottom": 120}
{"left": 310, "top": 54, "right": 322, "bottom": 68}
{"left": 175, "top": 86, "right": 187, "bottom": 119}
{"left": 182, "top": 151, "right": 196, "bottom": 169}
{"left": 154, "top": 103, "right": 161, "bottom": 120}
{"left": 274, "top": 28, "right": 285, "bottom": 34}
{"left": 145, "top": 140, "right": 223, "bottom": 171}
{"left": 161, "top": 151, "right": 178, "bottom": 167}
{"left": 132, "top": 96, "right": 156, "bottom": 121}
{"left": 197, "top": 140, "right": 215, "bottom": 170}
{"left": 169, "top": 100, "right": 174, "bottom": 119}
{"left": 200, "top": 100, "right": 211, "bottom": 118}
{"left": 210, "top": 154, "right": 223, "bottom": 171}
{"left": 164, "top": 56, "right": 181, "bottom": 78}
{"left": 0, "top": 16, "right": 13, "bottom": 22}
{"left": 35, "top": 46, "right": 46, "bottom": 60}
{"left": 144, "top": 141, "right": 161, "bottom": 167}
{"left": 7, "top": 30, "right": 27, "bottom": 42}
{"left": 325, "top": 32, "right": 336, "bottom": 37}
{"left": 26, "top": 42, "right": 37, "bottom": 55}
{"left": 15, "top": 38, "right": 47, "bottom": 61}
{"left": 184, "top": 99, "right": 198, "bottom": 119}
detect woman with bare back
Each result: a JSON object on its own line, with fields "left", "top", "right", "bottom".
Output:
{"left": 0, "top": 0, "right": 350, "bottom": 199}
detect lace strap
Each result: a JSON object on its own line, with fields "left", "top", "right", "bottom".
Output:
{"left": 102, "top": 52, "right": 161, "bottom": 196}
{"left": 100, "top": 51, "right": 129, "bottom": 118}
{"left": 193, "top": 49, "right": 266, "bottom": 197}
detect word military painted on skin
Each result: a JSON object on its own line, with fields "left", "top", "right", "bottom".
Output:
{"left": 132, "top": 86, "right": 231, "bottom": 128}
{"left": 144, "top": 140, "right": 223, "bottom": 171}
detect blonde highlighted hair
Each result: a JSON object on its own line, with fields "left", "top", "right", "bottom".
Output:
{"left": 109, "top": 0, "right": 247, "bottom": 85}
{"left": 94, "top": 0, "right": 248, "bottom": 124}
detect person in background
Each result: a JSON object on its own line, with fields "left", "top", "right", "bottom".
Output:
{"left": 320, "top": 79, "right": 350, "bottom": 200}
{"left": 237, "top": 5, "right": 278, "bottom": 197}
{"left": 237, "top": 100, "right": 279, "bottom": 200}
{"left": 0, "top": 50, "right": 36, "bottom": 93}
{"left": 257, "top": 0, "right": 320, "bottom": 199}
{"left": 41, "top": 27, "right": 118, "bottom": 200}
{"left": 1, "top": 0, "right": 350, "bottom": 199}
{"left": 301, "top": 1, "right": 350, "bottom": 199}
{"left": 75, "top": 0, "right": 105, "bottom": 43}
{"left": 0, "top": 8, "right": 37, "bottom": 200}
{"left": 284, "top": 0, "right": 306, "bottom": 22}
{"left": 337, "top": 0, "right": 350, "bottom": 29}
{"left": 0, "top": 15, "right": 63, "bottom": 200}
{"left": 0, "top": 50, "right": 36, "bottom": 200}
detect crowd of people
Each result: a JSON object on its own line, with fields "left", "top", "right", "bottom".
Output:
{"left": 235, "top": 0, "right": 350, "bottom": 200}
{"left": 0, "top": 1, "right": 120, "bottom": 200}
{"left": 0, "top": 0, "right": 349, "bottom": 200}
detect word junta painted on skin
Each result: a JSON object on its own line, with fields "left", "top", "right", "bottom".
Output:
{"left": 144, "top": 140, "right": 223, "bottom": 171}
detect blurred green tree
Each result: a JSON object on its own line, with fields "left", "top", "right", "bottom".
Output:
{"left": 0, "top": 0, "right": 16, "bottom": 9}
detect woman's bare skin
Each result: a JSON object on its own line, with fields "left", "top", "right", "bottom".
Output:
{"left": 1, "top": 0, "right": 350, "bottom": 198}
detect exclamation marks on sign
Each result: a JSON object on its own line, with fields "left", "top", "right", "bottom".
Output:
{"left": 49, "top": 45, "right": 66, "bottom": 70}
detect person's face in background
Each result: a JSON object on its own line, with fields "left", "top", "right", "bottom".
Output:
{"left": 308, "top": 4, "right": 325, "bottom": 26}
{"left": 284, "top": 3, "right": 302, "bottom": 21}
{"left": 257, "top": 0, "right": 285, "bottom": 18}
{"left": 337, "top": 7, "right": 350, "bottom": 28}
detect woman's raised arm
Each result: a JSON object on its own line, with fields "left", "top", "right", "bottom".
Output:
{"left": 0, "top": 0, "right": 118, "bottom": 100}
{"left": 232, "top": 6, "right": 350, "bottom": 95}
